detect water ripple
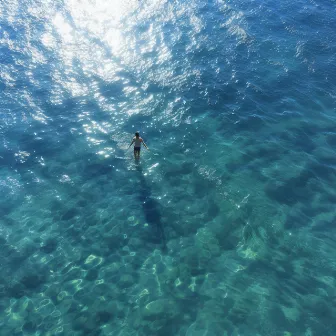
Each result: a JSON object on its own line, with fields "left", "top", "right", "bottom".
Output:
{"left": 1, "top": 0, "right": 336, "bottom": 334}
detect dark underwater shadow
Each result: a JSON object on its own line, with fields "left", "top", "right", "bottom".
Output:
{"left": 135, "top": 162, "right": 167, "bottom": 252}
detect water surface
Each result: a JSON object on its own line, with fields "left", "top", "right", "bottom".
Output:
{"left": 1, "top": 0, "right": 336, "bottom": 335}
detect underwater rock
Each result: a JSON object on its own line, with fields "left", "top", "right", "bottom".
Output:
{"left": 195, "top": 227, "right": 221, "bottom": 258}
{"left": 142, "top": 299, "right": 178, "bottom": 320}
{"left": 118, "top": 274, "right": 134, "bottom": 288}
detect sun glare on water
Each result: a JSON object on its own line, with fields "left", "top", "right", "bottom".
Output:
{"left": 45, "top": 0, "right": 143, "bottom": 149}
{"left": 50, "top": 0, "right": 139, "bottom": 73}
{"left": 41, "top": 0, "right": 185, "bottom": 153}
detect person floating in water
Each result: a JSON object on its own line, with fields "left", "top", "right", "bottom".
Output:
{"left": 128, "top": 132, "right": 149, "bottom": 159}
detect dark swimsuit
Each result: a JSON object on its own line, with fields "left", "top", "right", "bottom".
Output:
{"left": 134, "top": 147, "right": 140, "bottom": 154}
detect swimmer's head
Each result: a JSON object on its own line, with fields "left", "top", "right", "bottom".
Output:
{"left": 135, "top": 132, "right": 140, "bottom": 138}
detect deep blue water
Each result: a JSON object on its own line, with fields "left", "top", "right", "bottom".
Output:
{"left": 1, "top": 0, "right": 336, "bottom": 335}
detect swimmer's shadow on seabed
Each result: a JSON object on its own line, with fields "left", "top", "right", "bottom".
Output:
{"left": 135, "top": 163, "right": 167, "bottom": 252}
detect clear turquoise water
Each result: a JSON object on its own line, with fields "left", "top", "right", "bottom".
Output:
{"left": 1, "top": 0, "right": 336, "bottom": 335}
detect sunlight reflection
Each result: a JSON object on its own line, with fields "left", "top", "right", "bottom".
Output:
{"left": 49, "top": 0, "right": 140, "bottom": 102}
{"left": 53, "top": 13, "right": 73, "bottom": 43}
{"left": 47, "top": 0, "right": 188, "bottom": 142}
{"left": 67, "top": 0, "right": 138, "bottom": 52}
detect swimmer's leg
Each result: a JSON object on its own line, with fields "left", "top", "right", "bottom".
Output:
{"left": 134, "top": 148, "right": 140, "bottom": 159}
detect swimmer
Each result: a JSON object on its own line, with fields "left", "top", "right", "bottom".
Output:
{"left": 128, "top": 132, "right": 149, "bottom": 159}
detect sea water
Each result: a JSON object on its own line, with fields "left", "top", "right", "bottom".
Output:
{"left": 1, "top": 0, "right": 336, "bottom": 335}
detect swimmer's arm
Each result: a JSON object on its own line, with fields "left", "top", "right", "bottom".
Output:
{"left": 128, "top": 138, "right": 135, "bottom": 149}
{"left": 142, "top": 140, "right": 149, "bottom": 150}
